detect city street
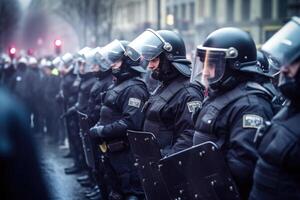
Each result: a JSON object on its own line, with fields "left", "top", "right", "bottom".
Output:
{"left": 1, "top": 0, "right": 300, "bottom": 200}
{"left": 38, "top": 139, "right": 86, "bottom": 200}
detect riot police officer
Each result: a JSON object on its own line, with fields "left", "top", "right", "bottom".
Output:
{"left": 58, "top": 53, "right": 80, "bottom": 161}
{"left": 256, "top": 50, "right": 285, "bottom": 113}
{"left": 191, "top": 27, "right": 275, "bottom": 199}
{"left": 86, "top": 47, "right": 113, "bottom": 126}
{"left": 83, "top": 46, "right": 114, "bottom": 200}
{"left": 250, "top": 16, "right": 300, "bottom": 200}
{"left": 89, "top": 40, "right": 149, "bottom": 200}
{"left": 126, "top": 29, "right": 204, "bottom": 156}
{"left": 0, "top": 54, "right": 15, "bottom": 89}
{"left": 27, "top": 57, "right": 44, "bottom": 135}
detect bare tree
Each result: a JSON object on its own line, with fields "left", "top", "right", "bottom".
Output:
{"left": 28, "top": 0, "right": 117, "bottom": 47}
{"left": 54, "top": 0, "right": 117, "bottom": 46}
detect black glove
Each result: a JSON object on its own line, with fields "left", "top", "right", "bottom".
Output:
{"left": 89, "top": 125, "right": 104, "bottom": 138}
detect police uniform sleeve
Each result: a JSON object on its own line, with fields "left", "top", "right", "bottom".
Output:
{"left": 225, "top": 97, "right": 273, "bottom": 193}
{"left": 169, "top": 88, "right": 203, "bottom": 154}
{"left": 101, "top": 85, "right": 149, "bottom": 138}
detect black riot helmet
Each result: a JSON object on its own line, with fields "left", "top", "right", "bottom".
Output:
{"left": 262, "top": 17, "right": 300, "bottom": 67}
{"left": 111, "top": 40, "right": 147, "bottom": 81}
{"left": 126, "top": 29, "right": 191, "bottom": 79}
{"left": 263, "top": 17, "right": 300, "bottom": 103}
{"left": 257, "top": 50, "right": 269, "bottom": 74}
{"left": 191, "top": 27, "right": 262, "bottom": 91}
{"left": 94, "top": 39, "right": 146, "bottom": 75}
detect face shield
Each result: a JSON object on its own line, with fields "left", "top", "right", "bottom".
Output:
{"left": 73, "top": 56, "right": 86, "bottom": 74}
{"left": 126, "top": 29, "right": 172, "bottom": 61}
{"left": 94, "top": 40, "right": 125, "bottom": 71}
{"left": 76, "top": 48, "right": 96, "bottom": 74}
{"left": 52, "top": 57, "right": 63, "bottom": 69}
{"left": 191, "top": 46, "right": 238, "bottom": 89}
{"left": 262, "top": 17, "right": 300, "bottom": 67}
{"left": 84, "top": 47, "right": 102, "bottom": 72}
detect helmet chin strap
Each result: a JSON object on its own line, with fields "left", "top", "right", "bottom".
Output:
{"left": 209, "top": 68, "right": 240, "bottom": 92}
{"left": 112, "top": 61, "right": 139, "bottom": 83}
{"left": 151, "top": 53, "right": 179, "bottom": 82}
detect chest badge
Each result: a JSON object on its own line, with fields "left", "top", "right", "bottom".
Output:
{"left": 243, "top": 114, "right": 263, "bottom": 129}
{"left": 128, "top": 98, "right": 141, "bottom": 108}
{"left": 187, "top": 101, "right": 202, "bottom": 113}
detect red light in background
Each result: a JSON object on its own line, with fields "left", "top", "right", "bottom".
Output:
{"left": 10, "top": 47, "right": 16, "bottom": 54}
{"left": 54, "top": 39, "right": 62, "bottom": 47}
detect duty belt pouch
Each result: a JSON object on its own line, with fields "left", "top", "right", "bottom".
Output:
{"left": 107, "top": 140, "right": 128, "bottom": 153}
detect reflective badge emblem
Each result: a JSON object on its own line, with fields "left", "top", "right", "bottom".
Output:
{"left": 243, "top": 114, "right": 263, "bottom": 129}
{"left": 128, "top": 98, "right": 141, "bottom": 108}
{"left": 187, "top": 101, "right": 202, "bottom": 113}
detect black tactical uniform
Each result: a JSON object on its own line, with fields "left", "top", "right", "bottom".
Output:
{"left": 11, "top": 59, "right": 31, "bottom": 108}
{"left": 60, "top": 70, "right": 82, "bottom": 173}
{"left": 191, "top": 28, "right": 275, "bottom": 199}
{"left": 256, "top": 50, "right": 286, "bottom": 113}
{"left": 77, "top": 73, "right": 97, "bottom": 114}
{"left": 127, "top": 29, "right": 204, "bottom": 156}
{"left": 86, "top": 71, "right": 113, "bottom": 200}
{"left": 87, "top": 70, "right": 113, "bottom": 126}
{"left": 27, "top": 60, "right": 44, "bottom": 135}
{"left": 143, "top": 76, "right": 204, "bottom": 156}
{"left": 90, "top": 40, "right": 149, "bottom": 200}
{"left": 43, "top": 65, "right": 61, "bottom": 143}
{"left": 0, "top": 55, "right": 15, "bottom": 89}
{"left": 250, "top": 16, "right": 300, "bottom": 200}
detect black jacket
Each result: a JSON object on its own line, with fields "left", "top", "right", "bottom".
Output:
{"left": 250, "top": 105, "right": 300, "bottom": 200}
{"left": 143, "top": 76, "right": 204, "bottom": 156}
{"left": 193, "top": 82, "right": 274, "bottom": 199}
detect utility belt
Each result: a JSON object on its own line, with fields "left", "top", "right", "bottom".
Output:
{"left": 99, "top": 139, "right": 129, "bottom": 153}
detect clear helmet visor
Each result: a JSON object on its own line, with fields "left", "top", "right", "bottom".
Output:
{"left": 52, "top": 57, "right": 63, "bottom": 69}
{"left": 126, "top": 29, "right": 166, "bottom": 61}
{"left": 262, "top": 17, "right": 300, "bottom": 67}
{"left": 95, "top": 39, "right": 125, "bottom": 70}
{"left": 191, "top": 46, "right": 237, "bottom": 89}
{"left": 74, "top": 57, "right": 87, "bottom": 74}
{"left": 85, "top": 47, "right": 101, "bottom": 69}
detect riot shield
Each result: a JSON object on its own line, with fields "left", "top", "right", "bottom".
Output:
{"left": 78, "top": 111, "right": 96, "bottom": 170}
{"left": 127, "top": 130, "right": 171, "bottom": 200}
{"left": 159, "top": 142, "right": 240, "bottom": 200}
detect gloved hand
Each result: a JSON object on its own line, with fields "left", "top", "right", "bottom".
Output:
{"left": 60, "top": 106, "right": 77, "bottom": 119}
{"left": 89, "top": 125, "right": 104, "bottom": 138}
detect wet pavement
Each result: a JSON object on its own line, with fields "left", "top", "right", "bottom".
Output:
{"left": 38, "top": 139, "right": 87, "bottom": 200}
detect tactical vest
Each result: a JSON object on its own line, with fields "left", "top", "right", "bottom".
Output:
{"left": 90, "top": 75, "right": 112, "bottom": 101}
{"left": 99, "top": 78, "right": 145, "bottom": 125}
{"left": 251, "top": 109, "right": 300, "bottom": 199}
{"left": 142, "top": 77, "right": 192, "bottom": 150}
{"left": 194, "top": 82, "right": 273, "bottom": 140}
{"left": 78, "top": 77, "right": 97, "bottom": 111}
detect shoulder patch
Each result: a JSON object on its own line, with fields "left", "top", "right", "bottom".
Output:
{"left": 128, "top": 98, "right": 141, "bottom": 108}
{"left": 187, "top": 101, "right": 202, "bottom": 113}
{"left": 243, "top": 114, "right": 264, "bottom": 129}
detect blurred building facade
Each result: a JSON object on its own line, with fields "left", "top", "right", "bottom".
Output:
{"left": 110, "top": 0, "right": 160, "bottom": 40}
{"left": 109, "top": 0, "right": 299, "bottom": 54}
{"left": 21, "top": 0, "right": 300, "bottom": 55}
